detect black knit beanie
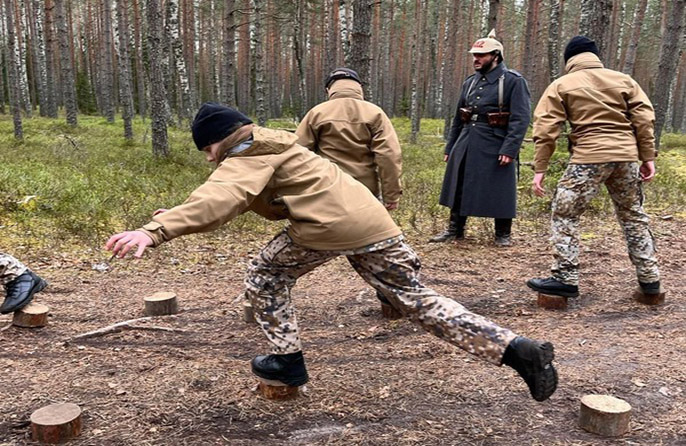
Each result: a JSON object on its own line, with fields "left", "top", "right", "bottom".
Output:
{"left": 191, "top": 102, "right": 253, "bottom": 150}
{"left": 564, "top": 36, "right": 599, "bottom": 63}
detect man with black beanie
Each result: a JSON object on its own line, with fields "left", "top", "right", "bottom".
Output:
{"left": 527, "top": 36, "right": 662, "bottom": 301}
{"left": 106, "top": 102, "right": 558, "bottom": 402}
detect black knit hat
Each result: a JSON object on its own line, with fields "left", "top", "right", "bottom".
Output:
{"left": 324, "top": 67, "right": 362, "bottom": 89}
{"left": 191, "top": 102, "right": 253, "bottom": 150}
{"left": 564, "top": 36, "right": 599, "bottom": 63}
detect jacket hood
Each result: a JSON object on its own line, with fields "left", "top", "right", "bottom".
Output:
{"left": 327, "top": 79, "right": 364, "bottom": 100}
{"left": 565, "top": 52, "right": 604, "bottom": 74}
{"left": 231, "top": 126, "right": 299, "bottom": 157}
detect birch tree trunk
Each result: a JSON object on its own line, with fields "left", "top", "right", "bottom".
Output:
{"left": 340, "top": 0, "right": 352, "bottom": 65}
{"left": 55, "top": 0, "right": 77, "bottom": 125}
{"left": 222, "top": 0, "right": 236, "bottom": 106}
{"left": 166, "top": 0, "right": 193, "bottom": 123}
{"left": 351, "top": 0, "right": 372, "bottom": 100}
{"left": 621, "top": 0, "right": 648, "bottom": 75}
{"left": 27, "top": 0, "right": 48, "bottom": 116}
{"left": 579, "top": 0, "right": 612, "bottom": 61}
{"left": 13, "top": 0, "right": 31, "bottom": 116}
{"left": 292, "top": 0, "right": 307, "bottom": 118}
{"left": 380, "top": 0, "right": 393, "bottom": 112}
{"left": 43, "top": 0, "right": 57, "bottom": 117}
{"left": 132, "top": 0, "right": 146, "bottom": 118}
{"left": 4, "top": 0, "right": 22, "bottom": 138}
{"left": 440, "top": 0, "right": 457, "bottom": 138}
{"left": 252, "top": 0, "right": 267, "bottom": 125}
{"left": 116, "top": 0, "right": 134, "bottom": 140}
{"left": 652, "top": 0, "right": 685, "bottom": 149}
{"left": 409, "top": 0, "right": 423, "bottom": 143}
{"left": 147, "top": 0, "right": 170, "bottom": 156}
{"left": 100, "top": 0, "right": 115, "bottom": 122}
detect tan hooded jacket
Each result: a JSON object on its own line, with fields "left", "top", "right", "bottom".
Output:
{"left": 295, "top": 79, "right": 402, "bottom": 204}
{"left": 533, "top": 52, "right": 656, "bottom": 173}
{"left": 138, "top": 127, "right": 401, "bottom": 251}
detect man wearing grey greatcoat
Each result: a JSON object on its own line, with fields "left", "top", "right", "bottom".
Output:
{"left": 431, "top": 30, "right": 531, "bottom": 246}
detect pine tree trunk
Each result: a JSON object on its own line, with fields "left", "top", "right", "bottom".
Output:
{"left": 55, "top": 0, "right": 77, "bottom": 126}
{"left": 252, "top": 0, "right": 267, "bottom": 125}
{"left": 380, "top": 0, "right": 393, "bottom": 113}
{"left": 4, "top": 0, "right": 23, "bottom": 138}
{"left": 351, "top": 0, "right": 372, "bottom": 100}
{"left": 292, "top": 0, "right": 306, "bottom": 118}
{"left": 101, "top": 0, "right": 115, "bottom": 122}
{"left": 652, "top": 0, "right": 686, "bottom": 148}
{"left": 116, "top": 0, "right": 134, "bottom": 140}
{"left": 340, "top": 0, "right": 352, "bottom": 65}
{"left": 237, "top": 0, "right": 250, "bottom": 112}
{"left": 409, "top": 0, "right": 423, "bottom": 143}
{"left": 488, "top": 0, "right": 499, "bottom": 32}
{"left": 671, "top": 52, "right": 686, "bottom": 133}
{"left": 147, "top": 0, "right": 170, "bottom": 156}
{"left": 43, "top": 0, "right": 57, "bottom": 117}
{"left": 621, "top": 0, "right": 648, "bottom": 75}
{"left": 222, "top": 0, "right": 236, "bottom": 106}
{"left": 579, "top": 0, "right": 612, "bottom": 61}
{"left": 440, "top": 0, "right": 457, "bottom": 138}
{"left": 548, "top": 0, "right": 562, "bottom": 81}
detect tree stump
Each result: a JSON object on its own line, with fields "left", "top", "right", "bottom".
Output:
{"left": 30, "top": 402, "right": 82, "bottom": 443}
{"left": 633, "top": 287, "right": 666, "bottom": 305}
{"left": 381, "top": 303, "right": 403, "bottom": 320}
{"left": 257, "top": 378, "right": 300, "bottom": 400}
{"left": 579, "top": 394, "right": 631, "bottom": 437}
{"left": 537, "top": 293, "right": 568, "bottom": 310}
{"left": 144, "top": 291, "right": 178, "bottom": 316}
{"left": 13, "top": 303, "right": 49, "bottom": 328}
{"left": 243, "top": 301, "right": 255, "bottom": 323}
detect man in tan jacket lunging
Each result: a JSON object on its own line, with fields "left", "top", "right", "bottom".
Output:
{"left": 106, "top": 102, "right": 557, "bottom": 402}
{"left": 527, "top": 36, "right": 661, "bottom": 299}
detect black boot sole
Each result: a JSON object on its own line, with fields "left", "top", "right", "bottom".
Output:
{"left": 526, "top": 280, "right": 579, "bottom": 298}
{"left": 531, "top": 342, "right": 557, "bottom": 402}
{"left": 251, "top": 364, "right": 309, "bottom": 387}
{"left": 0, "top": 278, "right": 48, "bottom": 314}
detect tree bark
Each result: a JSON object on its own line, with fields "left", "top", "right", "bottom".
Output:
{"left": 409, "top": 0, "right": 423, "bottom": 143}
{"left": 55, "top": 0, "right": 77, "bottom": 126}
{"left": 166, "top": 0, "right": 193, "bottom": 123}
{"left": 579, "top": 0, "right": 612, "bottom": 61}
{"left": 548, "top": 0, "right": 563, "bottom": 81}
{"left": 100, "top": 0, "right": 115, "bottom": 122}
{"left": 621, "top": 0, "right": 648, "bottom": 75}
{"left": 488, "top": 0, "right": 499, "bottom": 32}
{"left": 222, "top": 0, "right": 237, "bottom": 106}
{"left": 4, "top": 0, "right": 23, "bottom": 138}
{"left": 146, "top": 0, "right": 170, "bottom": 156}
{"left": 652, "top": 0, "right": 686, "bottom": 148}
{"left": 351, "top": 0, "right": 372, "bottom": 100}
{"left": 117, "top": 0, "right": 134, "bottom": 140}
{"left": 43, "top": 0, "right": 58, "bottom": 117}
{"left": 27, "top": 0, "right": 48, "bottom": 116}
{"left": 253, "top": 0, "right": 267, "bottom": 125}
{"left": 132, "top": 0, "right": 147, "bottom": 118}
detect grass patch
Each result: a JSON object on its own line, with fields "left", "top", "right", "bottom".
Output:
{"left": 1, "top": 115, "right": 685, "bottom": 253}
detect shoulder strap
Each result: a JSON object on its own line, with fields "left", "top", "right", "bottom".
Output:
{"left": 465, "top": 76, "right": 479, "bottom": 101}
{"left": 498, "top": 74, "right": 505, "bottom": 111}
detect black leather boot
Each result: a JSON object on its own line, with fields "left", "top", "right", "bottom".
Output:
{"left": 0, "top": 271, "right": 47, "bottom": 314}
{"left": 639, "top": 280, "right": 660, "bottom": 294}
{"left": 502, "top": 337, "right": 558, "bottom": 402}
{"left": 526, "top": 277, "right": 579, "bottom": 298}
{"left": 251, "top": 351, "right": 309, "bottom": 386}
{"left": 429, "top": 215, "right": 466, "bottom": 243}
{"left": 494, "top": 218, "right": 512, "bottom": 247}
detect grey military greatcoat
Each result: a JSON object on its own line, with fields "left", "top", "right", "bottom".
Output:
{"left": 439, "top": 63, "right": 531, "bottom": 218}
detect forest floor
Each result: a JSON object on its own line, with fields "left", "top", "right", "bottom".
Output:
{"left": 0, "top": 215, "right": 684, "bottom": 446}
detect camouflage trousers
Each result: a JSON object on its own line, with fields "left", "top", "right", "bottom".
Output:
{"left": 550, "top": 162, "right": 660, "bottom": 285}
{"left": 0, "top": 253, "right": 27, "bottom": 285}
{"left": 244, "top": 230, "right": 517, "bottom": 365}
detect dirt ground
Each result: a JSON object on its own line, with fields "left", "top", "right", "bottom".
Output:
{"left": 0, "top": 216, "right": 684, "bottom": 446}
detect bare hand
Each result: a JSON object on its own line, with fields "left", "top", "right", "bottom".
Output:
{"left": 385, "top": 202, "right": 399, "bottom": 211}
{"left": 105, "top": 231, "right": 154, "bottom": 259}
{"left": 639, "top": 161, "right": 656, "bottom": 182}
{"left": 443, "top": 154, "right": 449, "bottom": 162}
{"left": 153, "top": 208, "right": 169, "bottom": 216}
{"left": 498, "top": 155, "right": 513, "bottom": 165}
{"left": 532, "top": 172, "right": 546, "bottom": 197}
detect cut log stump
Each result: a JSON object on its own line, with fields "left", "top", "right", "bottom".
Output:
{"left": 31, "top": 402, "right": 82, "bottom": 443}
{"left": 633, "top": 287, "right": 666, "bottom": 305}
{"left": 144, "top": 291, "right": 178, "bottom": 316}
{"left": 537, "top": 293, "right": 568, "bottom": 310}
{"left": 381, "top": 303, "right": 403, "bottom": 320}
{"left": 13, "top": 303, "right": 49, "bottom": 328}
{"left": 579, "top": 394, "right": 631, "bottom": 437}
{"left": 257, "top": 378, "right": 300, "bottom": 400}
{"left": 243, "top": 302, "right": 255, "bottom": 323}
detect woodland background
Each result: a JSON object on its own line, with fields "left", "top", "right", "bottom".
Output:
{"left": 0, "top": 0, "right": 685, "bottom": 154}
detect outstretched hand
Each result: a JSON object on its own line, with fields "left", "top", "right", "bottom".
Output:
{"left": 105, "top": 231, "right": 154, "bottom": 259}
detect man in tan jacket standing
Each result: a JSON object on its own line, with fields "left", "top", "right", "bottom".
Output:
{"left": 296, "top": 67, "right": 402, "bottom": 211}
{"left": 106, "top": 102, "right": 558, "bottom": 402}
{"left": 526, "top": 36, "right": 661, "bottom": 299}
